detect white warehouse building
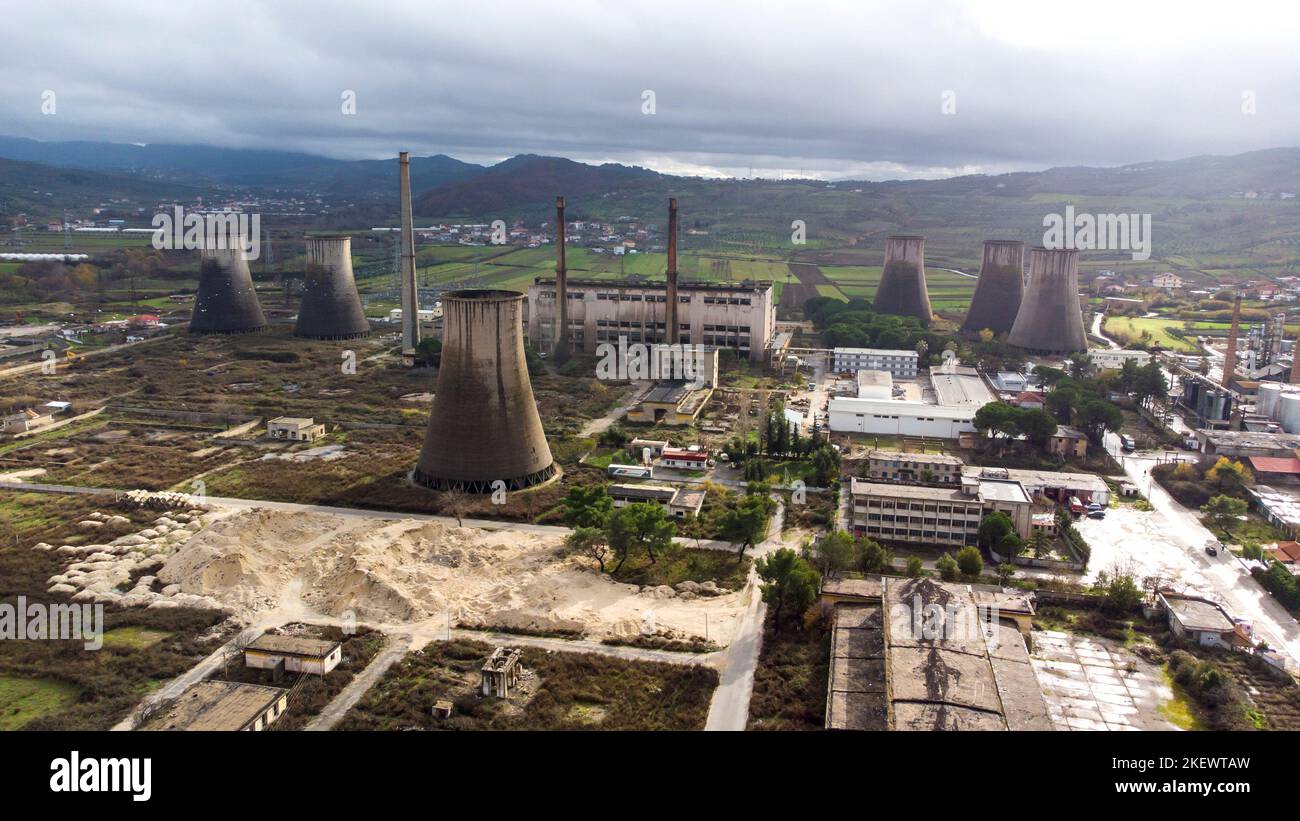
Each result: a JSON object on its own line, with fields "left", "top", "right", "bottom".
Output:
{"left": 832, "top": 347, "right": 919, "bottom": 377}
{"left": 828, "top": 397, "right": 976, "bottom": 438}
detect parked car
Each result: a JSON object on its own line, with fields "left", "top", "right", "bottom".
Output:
{"left": 1068, "top": 496, "right": 1085, "bottom": 515}
{"left": 1087, "top": 509, "right": 1106, "bottom": 519}
{"left": 1205, "top": 542, "right": 1219, "bottom": 556}
{"left": 1120, "top": 434, "right": 1136, "bottom": 452}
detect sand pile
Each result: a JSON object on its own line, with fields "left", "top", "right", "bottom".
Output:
{"left": 154, "top": 508, "right": 747, "bottom": 643}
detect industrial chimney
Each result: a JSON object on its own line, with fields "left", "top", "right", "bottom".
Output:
{"left": 961, "top": 240, "right": 1024, "bottom": 335}
{"left": 1290, "top": 325, "right": 1300, "bottom": 385}
{"left": 1006, "top": 247, "right": 1087, "bottom": 353}
{"left": 873, "top": 235, "right": 931, "bottom": 324}
{"left": 398, "top": 152, "right": 420, "bottom": 363}
{"left": 552, "top": 196, "right": 569, "bottom": 359}
{"left": 666, "top": 198, "right": 679, "bottom": 344}
{"left": 1222, "top": 292, "right": 1241, "bottom": 388}
{"left": 295, "top": 235, "right": 371, "bottom": 340}
{"left": 190, "top": 244, "right": 268, "bottom": 335}
{"left": 413, "top": 289, "right": 556, "bottom": 493}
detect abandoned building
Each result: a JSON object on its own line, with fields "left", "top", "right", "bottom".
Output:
{"left": 481, "top": 647, "right": 522, "bottom": 698}
{"left": 244, "top": 634, "right": 343, "bottom": 676}
{"left": 144, "top": 680, "right": 289, "bottom": 732}
{"left": 267, "top": 416, "right": 326, "bottom": 442}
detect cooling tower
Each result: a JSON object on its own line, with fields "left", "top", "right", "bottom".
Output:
{"left": 413, "top": 289, "right": 556, "bottom": 493}
{"left": 294, "top": 235, "right": 370, "bottom": 340}
{"left": 873, "top": 235, "right": 931, "bottom": 324}
{"left": 1006, "top": 247, "right": 1086, "bottom": 353}
{"left": 190, "top": 247, "right": 268, "bottom": 334}
{"left": 961, "top": 240, "right": 1024, "bottom": 335}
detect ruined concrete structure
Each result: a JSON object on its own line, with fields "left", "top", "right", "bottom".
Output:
{"left": 414, "top": 289, "right": 556, "bottom": 493}
{"left": 398, "top": 151, "right": 420, "bottom": 362}
{"left": 961, "top": 240, "right": 1024, "bottom": 335}
{"left": 480, "top": 647, "right": 522, "bottom": 698}
{"left": 190, "top": 246, "right": 268, "bottom": 334}
{"left": 1006, "top": 247, "right": 1086, "bottom": 353}
{"left": 872, "top": 235, "right": 931, "bottom": 325}
{"left": 294, "top": 235, "right": 370, "bottom": 340}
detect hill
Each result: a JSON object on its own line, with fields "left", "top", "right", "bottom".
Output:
{"left": 413, "top": 155, "right": 663, "bottom": 217}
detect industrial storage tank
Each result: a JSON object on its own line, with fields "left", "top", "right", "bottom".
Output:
{"left": 190, "top": 247, "right": 268, "bottom": 334}
{"left": 1006, "top": 247, "right": 1086, "bottom": 353}
{"left": 413, "top": 289, "right": 556, "bottom": 493}
{"left": 1277, "top": 392, "right": 1300, "bottom": 434}
{"left": 1257, "top": 381, "right": 1283, "bottom": 419}
{"left": 961, "top": 240, "right": 1024, "bottom": 335}
{"left": 294, "top": 235, "right": 371, "bottom": 340}
{"left": 873, "top": 235, "right": 932, "bottom": 324}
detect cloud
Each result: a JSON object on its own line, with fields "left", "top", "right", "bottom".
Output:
{"left": 1, "top": 0, "right": 1297, "bottom": 179}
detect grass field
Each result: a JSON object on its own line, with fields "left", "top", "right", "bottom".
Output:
{"left": 101, "top": 626, "right": 174, "bottom": 651}
{"left": 0, "top": 675, "right": 81, "bottom": 730}
{"left": 1102, "top": 316, "right": 1202, "bottom": 352}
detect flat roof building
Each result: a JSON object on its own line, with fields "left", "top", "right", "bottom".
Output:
{"left": 832, "top": 347, "right": 919, "bottom": 377}
{"left": 848, "top": 476, "right": 1032, "bottom": 546}
{"left": 143, "top": 680, "right": 289, "bottom": 732}
{"left": 245, "top": 634, "right": 343, "bottom": 676}
{"left": 267, "top": 416, "right": 325, "bottom": 442}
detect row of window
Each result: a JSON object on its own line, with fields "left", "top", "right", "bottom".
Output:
{"left": 861, "top": 525, "right": 969, "bottom": 542}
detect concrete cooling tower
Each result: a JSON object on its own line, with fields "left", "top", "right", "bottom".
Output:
{"left": 1006, "top": 247, "right": 1086, "bottom": 353}
{"left": 190, "top": 247, "right": 268, "bottom": 334}
{"left": 961, "top": 240, "right": 1024, "bottom": 335}
{"left": 294, "top": 235, "right": 371, "bottom": 340}
{"left": 413, "top": 289, "right": 556, "bottom": 493}
{"left": 873, "top": 235, "right": 931, "bottom": 324}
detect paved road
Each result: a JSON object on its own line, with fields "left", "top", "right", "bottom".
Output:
{"left": 305, "top": 638, "right": 408, "bottom": 731}
{"left": 1091, "top": 311, "right": 1120, "bottom": 349}
{"left": 111, "top": 628, "right": 264, "bottom": 731}
{"left": 1100, "top": 432, "right": 1300, "bottom": 672}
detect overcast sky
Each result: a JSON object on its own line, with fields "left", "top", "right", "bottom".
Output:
{"left": 2, "top": 0, "right": 1298, "bottom": 180}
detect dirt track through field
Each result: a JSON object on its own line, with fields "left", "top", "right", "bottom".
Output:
{"left": 781, "top": 263, "right": 842, "bottom": 308}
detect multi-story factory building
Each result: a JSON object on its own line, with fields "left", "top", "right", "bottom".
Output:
{"left": 831, "top": 347, "right": 919, "bottom": 377}
{"left": 527, "top": 277, "right": 776, "bottom": 362}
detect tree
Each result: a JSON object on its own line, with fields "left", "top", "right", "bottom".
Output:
{"left": 1077, "top": 398, "right": 1123, "bottom": 442}
{"left": 955, "top": 545, "right": 983, "bottom": 578}
{"left": 856, "top": 538, "right": 893, "bottom": 574}
{"left": 905, "top": 556, "right": 925, "bottom": 577}
{"left": 562, "top": 484, "right": 613, "bottom": 529}
{"left": 1029, "top": 528, "right": 1052, "bottom": 559}
{"left": 1205, "top": 457, "right": 1253, "bottom": 493}
{"left": 804, "top": 530, "right": 856, "bottom": 579}
{"left": 1101, "top": 572, "right": 1142, "bottom": 614}
{"left": 719, "top": 492, "right": 775, "bottom": 561}
{"left": 566, "top": 526, "right": 610, "bottom": 572}
{"left": 756, "top": 548, "right": 819, "bottom": 628}
{"left": 996, "top": 563, "right": 1016, "bottom": 585}
{"left": 936, "top": 553, "right": 960, "bottom": 581}
{"left": 437, "top": 488, "right": 470, "bottom": 527}
{"left": 605, "top": 502, "right": 676, "bottom": 570}
{"left": 977, "top": 511, "right": 1014, "bottom": 551}
{"left": 1201, "top": 494, "right": 1247, "bottom": 536}
{"left": 810, "top": 444, "right": 841, "bottom": 487}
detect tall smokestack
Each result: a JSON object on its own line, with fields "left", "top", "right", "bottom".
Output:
{"left": 1006, "top": 247, "right": 1087, "bottom": 353}
{"left": 295, "top": 234, "right": 370, "bottom": 340}
{"left": 961, "top": 240, "right": 1024, "bottom": 335}
{"left": 399, "top": 151, "right": 420, "bottom": 363}
{"left": 666, "top": 198, "right": 679, "bottom": 344}
{"left": 1222, "top": 292, "right": 1241, "bottom": 388}
{"left": 413, "top": 289, "right": 556, "bottom": 493}
{"left": 873, "top": 235, "right": 931, "bottom": 325}
{"left": 1290, "top": 322, "right": 1300, "bottom": 385}
{"left": 190, "top": 238, "right": 267, "bottom": 335}
{"left": 553, "top": 196, "right": 569, "bottom": 359}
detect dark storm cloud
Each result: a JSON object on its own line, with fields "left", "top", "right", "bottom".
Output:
{"left": 1, "top": 0, "right": 1297, "bottom": 179}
